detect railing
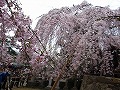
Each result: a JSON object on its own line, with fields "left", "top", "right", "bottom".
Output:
{"left": 9, "top": 77, "right": 27, "bottom": 88}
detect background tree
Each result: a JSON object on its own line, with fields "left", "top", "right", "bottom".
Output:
{"left": 0, "top": 0, "right": 33, "bottom": 67}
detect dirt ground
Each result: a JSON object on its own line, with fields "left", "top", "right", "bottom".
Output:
{"left": 13, "top": 87, "right": 41, "bottom": 90}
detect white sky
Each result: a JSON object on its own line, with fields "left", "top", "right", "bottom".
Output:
{"left": 19, "top": 0, "right": 120, "bottom": 29}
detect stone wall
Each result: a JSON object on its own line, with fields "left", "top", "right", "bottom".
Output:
{"left": 80, "top": 75, "right": 120, "bottom": 90}
{"left": 26, "top": 77, "right": 82, "bottom": 90}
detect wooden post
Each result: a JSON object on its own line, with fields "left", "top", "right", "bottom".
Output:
{"left": 50, "top": 72, "right": 62, "bottom": 90}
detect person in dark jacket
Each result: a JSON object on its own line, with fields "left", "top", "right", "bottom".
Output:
{"left": 0, "top": 72, "right": 10, "bottom": 90}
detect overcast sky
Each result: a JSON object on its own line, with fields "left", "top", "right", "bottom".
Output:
{"left": 19, "top": 0, "right": 120, "bottom": 29}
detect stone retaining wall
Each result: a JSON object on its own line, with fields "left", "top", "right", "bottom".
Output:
{"left": 80, "top": 75, "right": 120, "bottom": 90}
{"left": 26, "top": 77, "right": 82, "bottom": 90}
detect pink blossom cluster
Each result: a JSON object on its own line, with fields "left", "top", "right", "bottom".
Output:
{"left": 35, "top": 1, "right": 120, "bottom": 78}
